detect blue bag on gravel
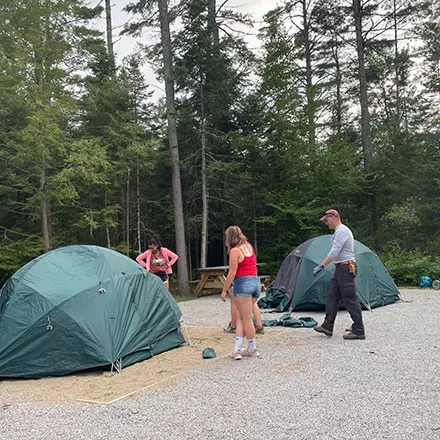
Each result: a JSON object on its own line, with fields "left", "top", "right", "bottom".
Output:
{"left": 418, "top": 276, "right": 432, "bottom": 288}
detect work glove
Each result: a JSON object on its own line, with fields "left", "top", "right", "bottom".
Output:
{"left": 313, "top": 265, "right": 325, "bottom": 276}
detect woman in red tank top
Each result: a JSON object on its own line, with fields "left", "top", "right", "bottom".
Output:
{"left": 221, "top": 226, "right": 261, "bottom": 359}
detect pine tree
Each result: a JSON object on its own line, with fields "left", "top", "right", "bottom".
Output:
{"left": 0, "top": 0, "right": 102, "bottom": 253}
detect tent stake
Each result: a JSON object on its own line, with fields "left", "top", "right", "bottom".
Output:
{"left": 180, "top": 321, "right": 192, "bottom": 345}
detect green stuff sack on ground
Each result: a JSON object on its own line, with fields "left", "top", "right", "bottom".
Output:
{"left": 262, "top": 313, "right": 317, "bottom": 328}
{"left": 202, "top": 347, "right": 217, "bottom": 359}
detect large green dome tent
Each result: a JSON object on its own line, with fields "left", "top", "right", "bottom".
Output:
{"left": 0, "top": 245, "right": 185, "bottom": 378}
{"left": 259, "top": 235, "right": 401, "bottom": 312}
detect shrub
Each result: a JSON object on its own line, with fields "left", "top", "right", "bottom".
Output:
{"left": 379, "top": 247, "right": 440, "bottom": 286}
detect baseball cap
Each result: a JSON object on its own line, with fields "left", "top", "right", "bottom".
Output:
{"left": 320, "top": 209, "right": 340, "bottom": 221}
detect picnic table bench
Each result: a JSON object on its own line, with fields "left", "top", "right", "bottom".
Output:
{"left": 189, "top": 265, "right": 270, "bottom": 297}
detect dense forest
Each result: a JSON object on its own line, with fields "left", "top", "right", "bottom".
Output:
{"left": 1, "top": 0, "right": 439, "bottom": 291}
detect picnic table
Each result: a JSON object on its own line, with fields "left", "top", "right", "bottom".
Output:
{"left": 190, "top": 265, "right": 270, "bottom": 297}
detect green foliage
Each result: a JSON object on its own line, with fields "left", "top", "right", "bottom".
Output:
{"left": 0, "top": 0, "right": 439, "bottom": 284}
{"left": 380, "top": 244, "right": 440, "bottom": 286}
{"left": 0, "top": 234, "right": 43, "bottom": 286}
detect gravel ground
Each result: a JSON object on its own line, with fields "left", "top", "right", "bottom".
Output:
{"left": 1, "top": 289, "right": 440, "bottom": 440}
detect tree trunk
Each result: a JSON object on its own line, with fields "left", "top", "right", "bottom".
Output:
{"left": 188, "top": 233, "right": 192, "bottom": 280}
{"left": 252, "top": 183, "right": 257, "bottom": 254}
{"left": 120, "top": 184, "right": 126, "bottom": 245}
{"left": 353, "top": 0, "right": 377, "bottom": 239}
{"left": 106, "top": 226, "right": 111, "bottom": 248}
{"left": 126, "top": 167, "right": 130, "bottom": 254}
{"left": 222, "top": 217, "right": 227, "bottom": 266}
{"left": 332, "top": 35, "right": 343, "bottom": 138}
{"left": 207, "top": 0, "right": 219, "bottom": 47}
{"left": 200, "top": 83, "right": 208, "bottom": 269}
{"left": 41, "top": 200, "right": 51, "bottom": 252}
{"left": 136, "top": 157, "right": 142, "bottom": 254}
{"left": 302, "top": 0, "right": 315, "bottom": 147}
{"left": 105, "top": 191, "right": 111, "bottom": 247}
{"left": 158, "top": 0, "right": 190, "bottom": 295}
{"left": 105, "top": 0, "right": 116, "bottom": 72}
{"left": 202, "top": 0, "right": 220, "bottom": 268}
{"left": 393, "top": 0, "right": 401, "bottom": 126}
{"left": 40, "top": 168, "right": 51, "bottom": 252}
{"left": 353, "top": 0, "right": 373, "bottom": 168}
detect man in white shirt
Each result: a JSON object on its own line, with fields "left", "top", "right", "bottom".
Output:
{"left": 313, "top": 209, "right": 366, "bottom": 340}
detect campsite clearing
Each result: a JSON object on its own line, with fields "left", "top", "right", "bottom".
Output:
{"left": 1, "top": 289, "right": 440, "bottom": 440}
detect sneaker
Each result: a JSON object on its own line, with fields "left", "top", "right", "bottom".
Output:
{"left": 229, "top": 350, "right": 242, "bottom": 360}
{"left": 313, "top": 325, "right": 333, "bottom": 337}
{"left": 241, "top": 348, "right": 260, "bottom": 358}
{"left": 255, "top": 325, "right": 265, "bottom": 335}
{"left": 343, "top": 332, "right": 365, "bottom": 340}
{"left": 223, "top": 324, "right": 236, "bottom": 334}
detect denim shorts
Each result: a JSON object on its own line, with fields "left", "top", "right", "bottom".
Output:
{"left": 232, "top": 276, "right": 260, "bottom": 299}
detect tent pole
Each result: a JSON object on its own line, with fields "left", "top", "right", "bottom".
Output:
{"left": 181, "top": 321, "right": 192, "bottom": 345}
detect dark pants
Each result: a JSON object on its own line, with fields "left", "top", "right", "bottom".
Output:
{"left": 152, "top": 271, "right": 169, "bottom": 283}
{"left": 323, "top": 265, "right": 365, "bottom": 335}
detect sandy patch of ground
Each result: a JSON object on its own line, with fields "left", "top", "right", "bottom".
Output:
{"left": 1, "top": 326, "right": 280, "bottom": 405}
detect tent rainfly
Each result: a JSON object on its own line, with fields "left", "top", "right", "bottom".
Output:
{"left": 259, "top": 235, "right": 401, "bottom": 312}
{"left": 0, "top": 245, "right": 185, "bottom": 378}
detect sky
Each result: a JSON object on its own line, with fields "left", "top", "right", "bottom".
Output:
{"left": 89, "top": 0, "right": 280, "bottom": 98}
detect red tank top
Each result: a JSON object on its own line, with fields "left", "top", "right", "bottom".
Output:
{"left": 235, "top": 243, "right": 257, "bottom": 278}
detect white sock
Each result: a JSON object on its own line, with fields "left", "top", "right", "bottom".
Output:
{"left": 247, "top": 338, "right": 256, "bottom": 351}
{"left": 234, "top": 336, "right": 244, "bottom": 352}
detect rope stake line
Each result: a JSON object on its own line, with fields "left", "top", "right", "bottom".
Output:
{"left": 74, "top": 373, "right": 181, "bottom": 405}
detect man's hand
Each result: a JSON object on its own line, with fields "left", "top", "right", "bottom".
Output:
{"left": 313, "top": 264, "right": 325, "bottom": 276}
{"left": 221, "top": 291, "right": 227, "bottom": 302}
